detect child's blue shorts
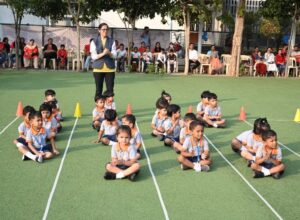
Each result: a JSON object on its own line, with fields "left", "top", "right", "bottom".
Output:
{"left": 35, "top": 144, "right": 53, "bottom": 153}
{"left": 16, "top": 137, "right": 28, "bottom": 147}
{"left": 102, "top": 135, "right": 117, "bottom": 142}
{"left": 187, "top": 156, "right": 202, "bottom": 163}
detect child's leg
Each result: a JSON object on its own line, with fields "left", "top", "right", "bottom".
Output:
{"left": 251, "top": 162, "right": 284, "bottom": 177}
{"left": 241, "top": 150, "right": 256, "bottom": 161}
{"left": 93, "top": 121, "right": 101, "bottom": 130}
{"left": 122, "top": 163, "right": 140, "bottom": 177}
{"left": 177, "top": 155, "right": 194, "bottom": 169}
{"left": 101, "top": 137, "right": 110, "bottom": 145}
{"left": 164, "top": 137, "right": 174, "bottom": 147}
{"left": 269, "top": 163, "right": 285, "bottom": 175}
{"left": 216, "top": 119, "right": 226, "bottom": 126}
{"left": 200, "top": 158, "right": 212, "bottom": 166}
{"left": 44, "top": 151, "right": 54, "bottom": 159}
{"left": 17, "top": 145, "right": 38, "bottom": 161}
{"left": 106, "top": 163, "right": 123, "bottom": 174}
{"left": 231, "top": 138, "right": 242, "bottom": 153}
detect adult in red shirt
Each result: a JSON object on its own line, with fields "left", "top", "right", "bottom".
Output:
{"left": 83, "top": 38, "right": 93, "bottom": 71}
{"left": 57, "top": 44, "right": 68, "bottom": 69}
{"left": 23, "top": 39, "right": 39, "bottom": 69}
{"left": 275, "top": 49, "right": 286, "bottom": 76}
{"left": 43, "top": 38, "right": 57, "bottom": 69}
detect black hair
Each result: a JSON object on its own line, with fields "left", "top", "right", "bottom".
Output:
{"left": 167, "top": 104, "right": 180, "bottom": 117}
{"left": 262, "top": 129, "right": 277, "bottom": 141}
{"left": 29, "top": 111, "right": 42, "bottom": 121}
{"left": 39, "top": 103, "right": 52, "bottom": 114}
{"left": 208, "top": 92, "right": 217, "bottom": 100}
{"left": 98, "top": 23, "right": 108, "bottom": 30}
{"left": 120, "top": 43, "right": 124, "bottom": 47}
{"left": 23, "top": 105, "right": 35, "bottom": 116}
{"left": 47, "top": 100, "right": 58, "bottom": 110}
{"left": 122, "top": 114, "right": 136, "bottom": 126}
{"left": 103, "top": 90, "right": 114, "bottom": 98}
{"left": 104, "top": 109, "right": 117, "bottom": 122}
{"left": 161, "top": 90, "right": 172, "bottom": 100}
{"left": 169, "top": 49, "right": 174, "bottom": 53}
{"left": 253, "top": 118, "right": 271, "bottom": 135}
{"left": 189, "top": 120, "right": 204, "bottom": 131}
{"left": 89, "top": 38, "right": 93, "bottom": 43}
{"left": 30, "top": 39, "right": 34, "bottom": 42}
{"left": 184, "top": 113, "right": 197, "bottom": 121}
{"left": 156, "top": 97, "right": 169, "bottom": 109}
{"left": 201, "top": 90, "right": 211, "bottom": 99}
{"left": 60, "top": 44, "right": 65, "bottom": 48}
{"left": 161, "top": 48, "right": 165, "bottom": 52}
{"left": 116, "top": 125, "right": 132, "bottom": 138}
{"left": 3, "top": 37, "right": 8, "bottom": 42}
{"left": 94, "top": 95, "right": 106, "bottom": 102}
{"left": 45, "top": 89, "right": 56, "bottom": 96}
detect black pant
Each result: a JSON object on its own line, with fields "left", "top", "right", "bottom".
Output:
{"left": 44, "top": 52, "right": 57, "bottom": 68}
{"left": 189, "top": 60, "right": 200, "bottom": 72}
{"left": 93, "top": 72, "right": 115, "bottom": 97}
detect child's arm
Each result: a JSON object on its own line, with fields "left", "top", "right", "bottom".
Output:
{"left": 28, "top": 142, "right": 44, "bottom": 157}
{"left": 95, "top": 130, "right": 104, "bottom": 143}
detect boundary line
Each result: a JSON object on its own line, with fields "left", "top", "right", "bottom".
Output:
{"left": 136, "top": 122, "right": 170, "bottom": 220}
{"left": 204, "top": 134, "right": 283, "bottom": 220}
{"left": 0, "top": 116, "right": 19, "bottom": 135}
{"left": 42, "top": 117, "right": 79, "bottom": 220}
{"left": 243, "top": 120, "right": 300, "bottom": 158}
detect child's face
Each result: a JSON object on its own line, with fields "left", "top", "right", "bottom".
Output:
{"left": 122, "top": 118, "right": 133, "bottom": 128}
{"left": 265, "top": 136, "right": 278, "bottom": 149}
{"left": 209, "top": 98, "right": 217, "bottom": 107}
{"left": 159, "top": 108, "right": 167, "bottom": 117}
{"left": 31, "top": 116, "right": 43, "bottom": 129}
{"left": 184, "top": 119, "right": 192, "bottom": 128}
{"left": 117, "top": 131, "right": 131, "bottom": 145}
{"left": 173, "top": 110, "right": 181, "bottom": 119}
{"left": 192, "top": 125, "right": 204, "bottom": 140}
{"left": 96, "top": 99, "right": 105, "bottom": 108}
{"left": 46, "top": 95, "right": 55, "bottom": 102}
{"left": 202, "top": 97, "right": 209, "bottom": 104}
{"left": 106, "top": 96, "right": 114, "bottom": 103}
{"left": 41, "top": 110, "right": 50, "bottom": 119}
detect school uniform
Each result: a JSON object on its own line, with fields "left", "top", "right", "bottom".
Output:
{"left": 16, "top": 121, "right": 31, "bottom": 147}
{"left": 182, "top": 136, "right": 209, "bottom": 163}
{"left": 92, "top": 107, "right": 105, "bottom": 127}
{"left": 104, "top": 102, "right": 116, "bottom": 110}
{"left": 130, "top": 130, "right": 142, "bottom": 153}
{"left": 43, "top": 116, "right": 58, "bottom": 133}
{"left": 255, "top": 145, "right": 282, "bottom": 169}
{"left": 26, "top": 127, "right": 53, "bottom": 152}
{"left": 162, "top": 118, "right": 182, "bottom": 142}
{"left": 100, "top": 120, "right": 118, "bottom": 142}
{"left": 111, "top": 143, "right": 137, "bottom": 169}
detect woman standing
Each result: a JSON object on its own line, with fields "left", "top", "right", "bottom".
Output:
{"left": 90, "top": 23, "right": 116, "bottom": 98}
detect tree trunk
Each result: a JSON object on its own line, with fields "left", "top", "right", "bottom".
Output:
{"left": 76, "top": 21, "right": 81, "bottom": 72}
{"left": 183, "top": 7, "right": 190, "bottom": 75}
{"left": 197, "top": 22, "right": 203, "bottom": 54}
{"left": 228, "top": 0, "right": 245, "bottom": 77}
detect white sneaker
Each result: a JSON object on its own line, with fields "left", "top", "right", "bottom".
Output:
{"left": 213, "top": 123, "right": 218, "bottom": 128}
{"left": 193, "top": 163, "right": 201, "bottom": 172}
{"left": 201, "top": 165, "right": 210, "bottom": 172}
{"left": 35, "top": 156, "right": 43, "bottom": 163}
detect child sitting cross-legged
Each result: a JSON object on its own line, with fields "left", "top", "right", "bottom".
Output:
{"left": 196, "top": 90, "right": 211, "bottom": 120}
{"left": 44, "top": 89, "right": 63, "bottom": 121}
{"left": 103, "top": 91, "right": 116, "bottom": 110}
{"left": 95, "top": 109, "right": 119, "bottom": 145}
{"left": 104, "top": 125, "right": 140, "bottom": 181}
{"left": 177, "top": 120, "right": 212, "bottom": 172}
{"left": 122, "top": 114, "right": 142, "bottom": 159}
{"left": 26, "top": 111, "right": 58, "bottom": 162}
{"left": 47, "top": 101, "right": 62, "bottom": 133}
{"left": 179, "top": 113, "right": 197, "bottom": 145}
{"left": 203, "top": 92, "right": 226, "bottom": 128}
{"left": 251, "top": 130, "right": 285, "bottom": 179}
{"left": 151, "top": 97, "right": 169, "bottom": 140}
{"left": 92, "top": 95, "right": 106, "bottom": 132}
{"left": 40, "top": 103, "right": 58, "bottom": 135}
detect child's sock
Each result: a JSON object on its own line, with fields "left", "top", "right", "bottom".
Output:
{"left": 116, "top": 172, "right": 125, "bottom": 179}
{"left": 213, "top": 123, "right": 218, "bottom": 128}
{"left": 16, "top": 143, "right": 24, "bottom": 148}
{"left": 25, "top": 152, "right": 37, "bottom": 161}
{"left": 193, "top": 163, "right": 201, "bottom": 172}
{"left": 261, "top": 167, "right": 271, "bottom": 176}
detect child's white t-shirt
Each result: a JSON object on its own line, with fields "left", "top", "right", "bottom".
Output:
{"left": 111, "top": 143, "right": 137, "bottom": 161}
{"left": 18, "top": 122, "right": 31, "bottom": 136}
{"left": 26, "top": 128, "right": 51, "bottom": 148}
{"left": 182, "top": 136, "right": 209, "bottom": 156}
{"left": 196, "top": 101, "right": 206, "bottom": 113}
{"left": 151, "top": 114, "right": 167, "bottom": 128}
{"left": 204, "top": 105, "right": 222, "bottom": 117}
{"left": 92, "top": 107, "right": 105, "bottom": 120}
{"left": 100, "top": 120, "right": 118, "bottom": 135}
{"left": 104, "top": 102, "right": 116, "bottom": 110}
{"left": 255, "top": 145, "right": 282, "bottom": 164}
{"left": 130, "top": 131, "right": 142, "bottom": 148}
{"left": 162, "top": 118, "right": 182, "bottom": 138}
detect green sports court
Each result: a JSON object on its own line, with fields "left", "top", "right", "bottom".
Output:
{"left": 0, "top": 70, "right": 299, "bottom": 220}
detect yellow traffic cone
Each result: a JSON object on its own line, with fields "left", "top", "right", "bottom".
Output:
{"left": 294, "top": 108, "right": 300, "bottom": 122}
{"left": 74, "top": 102, "right": 82, "bottom": 118}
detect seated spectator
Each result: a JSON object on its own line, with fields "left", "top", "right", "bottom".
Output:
{"left": 43, "top": 38, "right": 58, "bottom": 69}
{"left": 264, "top": 48, "right": 277, "bottom": 76}
{"left": 142, "top": 46, "right": 152, "bottom": 72}
{"left": 156, "top": 48, "right": 166, "bottom": 72}
{"left": 116, "top": 43, "right": 127, "bottom": 72}
{"left": 131, "top": 47, "right": 141, "bottom": 72}
{"left": 152, "top": 41, "right": 162, "bottom": 62}
{"left": 2, "top": 37, "right": 10, "bottom": 66}
{"left": 275, "top": 49, "right": 286, "bottom": 77}
{"left": 167, "top": 42, "right": 174, "bottom": 52}
{"left": 254, "top": 50, "right": 267, "bottom": 76}
{"left": 291, "top": 45, "right": 300, "bottom": 66}
{"left": 188, "top": 43, "right": 200, "bottom": 72}
{"left": 0, "top": 39, "right": 5, "bottom": 67}
{"left": 138, "top": 41, "right": 147, "bottom": 54}
{"left": 57, "top": 44, "right": 67, "bottom": 69}
{"left": 208, "top": 45, "right": 222, "bottom": 74}
{"left": 174, "top": 41, "right": 183, "bottom": 58}
{"left": 10, "top": 37, "right": 25, "bottom": 68}
{"left": 83, "top": 38, "right": 93, "bottom": 72}
{"left": 167, "top": 49, "right": 177, "bottom": 73}
{"left": 23, "top": 39, "right": 39, "bottom": 69}
{"left": 251, "top": 46, "right": 259, "bottom": 64}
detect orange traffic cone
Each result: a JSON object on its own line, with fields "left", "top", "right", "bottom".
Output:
{"left": 126, "top": 104, "right": 132, "bottom": 115}
{"left": 187, "top": 105, "right": 193, "bottom": 113}
{"left": 239, "top": 106, "right": 246, "bottom": 121}
{"left": 16, "top": 101, "right": 23, "bottom": 117}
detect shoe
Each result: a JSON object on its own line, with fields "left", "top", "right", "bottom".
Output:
{"left": 272, "top": 173, "right": 281, "bottom": 179}
{"left": 35, "top": 155, "right": 43, "bottom": 163}
{"left": 22, "top": 155, "right": 30, "bottom": 161}
{"left": 193, "top": 163, "right": 202, "bottom": 172}
{"left": 201, "top": 165, "right": 210, "bottom": 172}
{"left": 253, "top": 171, "right": 264, "bottom": 178}
{"left": 150, "top": 132, "right": 156, "bottom": 137}
{"left": 104, "top": 172, "right": 116, "bottom": 180}
{"left": 128, "top": 173, "right": 137, "bottom": 181}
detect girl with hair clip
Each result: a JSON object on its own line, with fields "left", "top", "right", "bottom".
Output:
{"left": 161, "top": 90, "right": 172, "bottom": 104}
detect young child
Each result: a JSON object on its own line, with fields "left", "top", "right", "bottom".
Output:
{"left": 92, "top": 95, "right": 106, "bottom": 131}
{"left": 161, "top": 90, "right": 172, "bottom": 104}
{"left": 232, "top": 118, "right": 270, "bottom": 165}
{"left": 177, "top": 120, "right": 211, "bottom": 172}
{"left": 156, "top": 48, "right": 166, "bottom": 72}
{"left": 151, "top": 97, "right": 169, "bottom": 139}
{"left": 26, "top": 111, "right": 58, "bottom": 162}
{"left": 196, "top": 90, "right": 211, "bottom": 119}
{"left": 203, "top": 93, "right": 226, "bottom": 128}
{"left": 39, "top": 103, "right": 58, "bottom": 136}
{"left": 13, "top": 106, "right": 38, "bottom": 161}
{"left": 44, "top": 89, "right": 63, "bottom": 121}
{"left": 251, "top": 130, "right": 285, "bottom": 179}
{"left": 103, "top": 91, "right": 116, "bottom": 110}
{"left": 95, "top": 109, "right": 119, "bottom": 145}
{"left": 167, "top": 49, "right": 177, "bottom": 73}
{"left": 57, "top": 44, "right": 67, "bottom": 69}
{"left": 163, "top": 104, "right": 183, "bottom": 147}
{"left": 131, "top": 47, "right": 141, "bottom": 72}
{"left": 179, "top": 113, "right": 197, "bottom": 144}
{"left": 122, "top": 114, "right": 142, "bottom": 158}
{"left": 104, "top": 125, "right": 140, "bottom": 181}
{"left": 47, "top": 100, "right": 62, "bottom": 132}
{"left": 142, "top": 46, "right": 152, "bottom": 72}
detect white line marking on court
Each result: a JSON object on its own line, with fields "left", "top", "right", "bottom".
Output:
{"left": 243, "top": 120, "right": 300, "bottom": 158}
{"left": 42, "top": 117, "right": 78, "bottom": 220}
{"left": 204, "top": 134, "right": 283, "bottom": 220}
{"left": 136, "top": 122, "right": 170, "bottom": 220}
{"left": 0, "top": 116, "right": 19, "bottom": 135}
